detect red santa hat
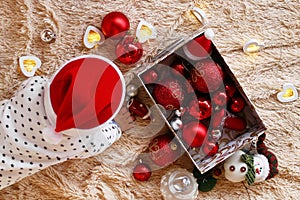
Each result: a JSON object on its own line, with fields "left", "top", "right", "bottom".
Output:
{"left": 43, "top": 55, "right": 125, "bottom": 143}
{"left": 183, "top": 28, "right": 214, "bottom": 61}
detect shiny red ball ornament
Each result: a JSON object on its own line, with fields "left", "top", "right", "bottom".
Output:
{"left": 202, "top": 141, "right": 219, "bottom": 157}
{"left": 212, "top": 91, "right": 227, "bottom": 106}
{"left": 101, "top": 11, "right": 130, "bottom": 39}
{"left": 224, "top": 116, "right": 246, "bottom": 131}
{"left": 149, "top": 134, "right": 181, "bottom": 167}
{"left": 225, "top": 83, "right": 237, "bottom": 98}
{"left": 229, "top": 96, "right": 246, "bottom": 113}
{"left": 188, "top": 97, "right": 212, "bottom": 120}
{"left": 152, "top": 79, "right": 185, "bottom": 110}
{"left": 141, "top": 69, "right": 158, "bottom": 84}
{"left": 190, "top": 60, "right": 224, "bottom": 93}
{"left": 182, "top": 121, "right": 208, "bottom": 148}
{"left": 170, "top": 62, "right": 187, "bottom": 78}
{"left": 116, "top": 36, "right": 143, "bottom": 65}
{"left": 211, "top": 109, "right": 226, "bottom": 129}
{"left": 133, "top": 163, "right": 152, "bottom": 181}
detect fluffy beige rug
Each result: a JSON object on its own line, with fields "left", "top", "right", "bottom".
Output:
{"left": 0, "top": 0, "right": 299, "bottom": 199}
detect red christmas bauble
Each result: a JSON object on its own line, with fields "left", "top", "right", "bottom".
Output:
{"left": 133, "top": 163, "right": 152, "bottom": 181}
{"left": 149, "top": 134, "right": 181, "bottom": 167}
{"left": 188, "top": 97, "right": 212, "bottom": 120}
{"left": 141, "top": 69, "right": 158, "bottom": 84}
{"left": 116, "top": 36, "right": 143, "bottom": 65}
{"left": 190, "top": 60, "right": 224, "bottom": 93}
{"left": 101, "top": 12, "right": 130, "bottom": 39}
{"left": 182, "top": 121, "right": 208, "bottom": 148}
{"left": 224, "top": 116, "right": 246, "bottom": 131}
{"left": 211, "top": 109, "right": 226, "bottom": 129}
{"left": 202, "top": 141, "right": 219, "bottom": 157}
{"left": 229, "top": 96, "right": 245, "bottom": 113}
{"left": 170, "top": 62, "right": 187, "bottom": 78}
{"left": 225, "top": 82, "right": 237, "bottom": 98}
{"left": 212, "top": 91, "right": 227, "bottom": 106}
{"left": 152, "top": 79, "right": 185, "bottom": 110}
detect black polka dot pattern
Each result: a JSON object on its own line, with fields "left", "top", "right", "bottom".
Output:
{"left": 0, "top": 76, "right": 122, "bottom": 190}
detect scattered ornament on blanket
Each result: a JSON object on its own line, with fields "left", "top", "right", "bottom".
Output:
{"left": 224, "top": 149, "right": 278, "bottom": 185}
{"left": 133, "top": 162, "right": 152, "bottom": 181}
{"left": 212, "top": 91, "right": 227, "bottom": 106}
{"left": 182, "top": 121, "right": 208, "bottom": 148}
{"left": 224, "top": 116, "right": 246, "bottom": 132}
{"left": 116, "top": 35, "right": 143, "bottom": 65}
{"left": 140, "top": 69, "right": 158, "bottom": 84}
{"left": 170, "top": 61, "right": 188, "bottom": 78}
{"left": 211, "top": 108, "right": 226, "bottom": 129}
{"left": 183, "top": 28, "right": 214, "bottom": 61}
{"left": 191, "top": 7, "right": 207, "bottom": 25}
{"left": 229, "top": 96, "right": 245, "bottom": 113}
{"left": 40, "top": 29, "right": 56, "bottom": 43}
{"left": 18, "top": 56, "right": 42, "bottom": 77}
{"left": 225, "top": 82, "right": 237, "bottom": 98}
{"left": 243, "top": 39, "right": 264, "bottom": 54}
{"left": 101, "top": 11, "right": 130, "bottom": 39}
{"left": 193, "top": 168, "right": 217, "bottom": 192}
{"left": 153, "top": 79, "right": 185, "bottom": 110}
{"left": 202, "top": 140, "right": 219, "bottom": 157}
{"left": 188, "top": 97, "right": 212, "bottom": 120}
{"left": 160, "top": 168, "right": 198, "bottom": 200}
{"left": 127, "top": 98, "right": 151, "bottom": 119}
{"left": 83, "top": 25, "right": 105, "bottom": 49}
{"left": 136, "top": 20, "right": 157, "bottom": 43}
{"left": 190, "top": 59, "right": 224, "bottom": 93}
{"left": 277, "top": 83, "right": 298, "bottom": 103}
{"left": 126, "top": 84, "right": 139, "bottom": 97}
{"left": 149, "top": 134, "right": 181, "bottom": 167}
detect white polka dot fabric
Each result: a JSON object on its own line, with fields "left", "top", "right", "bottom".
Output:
{"left": 0, "top": 76, "right": 122, "bottom": 190}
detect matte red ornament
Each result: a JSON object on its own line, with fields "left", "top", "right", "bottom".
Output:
{"left": 188, "top": 97, "right": 212, "bottom": 120}
{"left": 224, "top": 116, "right": 246, "bottom": 131}
{"left": 212, "top": 91, "right": 227, "bottom": 106}
{"left": 152, "top": 79, "right": 185, "bottom": 110}
{"left": 211, "top": 109, "right": 226, "bottom": 129}
{"left": 202, "top": 141, "right": 219, "bottom": 157}
{"left": 133, "top": 163, "right": 152, "bottom": 181}
{"left": 116, "top": 35, "right": 143, "bottom": 65}
{"left": 101, "top": 11, "right": 130, "bottom": 39}
{"left": 149, "top": 134, "right": 181, "bottom": 167}
{"left": 141, "top": 69, "right": 158, "bottom": 84}
{"left": 190, "top": 60, "right": 224, "bottom": 93}
{"left": 229, "top": 96, "right": 246, "bottom": 113}
{"left": 225, "top": 82, "right": 237, "bottom": 98}
{"left": 182, "top": 121, "right": 208, "bottom": 148}
{"left": 170, "top": 62, "right": 187, "bottom": 78}
{"left": 127, "top": 98, "right": 150, "bottom": 119}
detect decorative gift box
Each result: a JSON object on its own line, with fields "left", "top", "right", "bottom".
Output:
{"left": 125, "top": 30, "right": 266, "bottom": 174}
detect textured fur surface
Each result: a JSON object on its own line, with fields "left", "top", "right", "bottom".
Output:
{"left": 0, "top": 0, "right": 299, "bottom": 199}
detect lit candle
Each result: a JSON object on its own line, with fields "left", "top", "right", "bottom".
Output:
{"left": 191, "top": 7, "right": 207, "bottom": 25}
{"left": 243, "top": 39, "right": 264, "bottom": 54}
{"left": 19, "top": 56, "right": 42, "bottom": 77}
{"left": 160, "top": 168, "right": 198, "bottom": 200}
{"left": 83, "top": 25, "right": 105, "bottom": 49}
{"left": 277, "top": 83, "right": 298, "bottom": 103}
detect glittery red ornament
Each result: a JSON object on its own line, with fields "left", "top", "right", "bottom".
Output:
{"left": 229, "top": 96, "right": 245, "bottom": 113}
{"left": 170, "top": 62, "right": 187, "bottom": 78}
{"left": 133, "top": 163, "right": 152, "bottom": 181}
{"left": 224, "top": 116, "right": 246, "bottom": 131}
{"left": 116, "top": 35, "right": 143, "bottom": 65}
{"left": 225, "top": 82, "right": 237, "bottom": 98}
{"left": 188, "top": 97, "right": 212, "bottom": 120}
{"left": 182, "top": 121, "right": 208, "bottom": 148}
{"left": 190, "top": 60, "right": 224, "bottom": 93}
{"left": 141, "top": 69, "right": 158, "bottom": 84}
{"left": 152, "top": 79, "right": 185, "bottom": 110}
{"left": 202, "top": 140, "right": 219, "bottom": 157}
{"left": 101, "top": 12, "right": 130, "bottom": 39}
{"left": 212, "top": 91, "right": 227, "bottom": 106}
{"left": 149, "top": 134, "right": 181, "bottom": 167}
{"left": 211, "top": 109, "right": 226, "bottom": 129}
